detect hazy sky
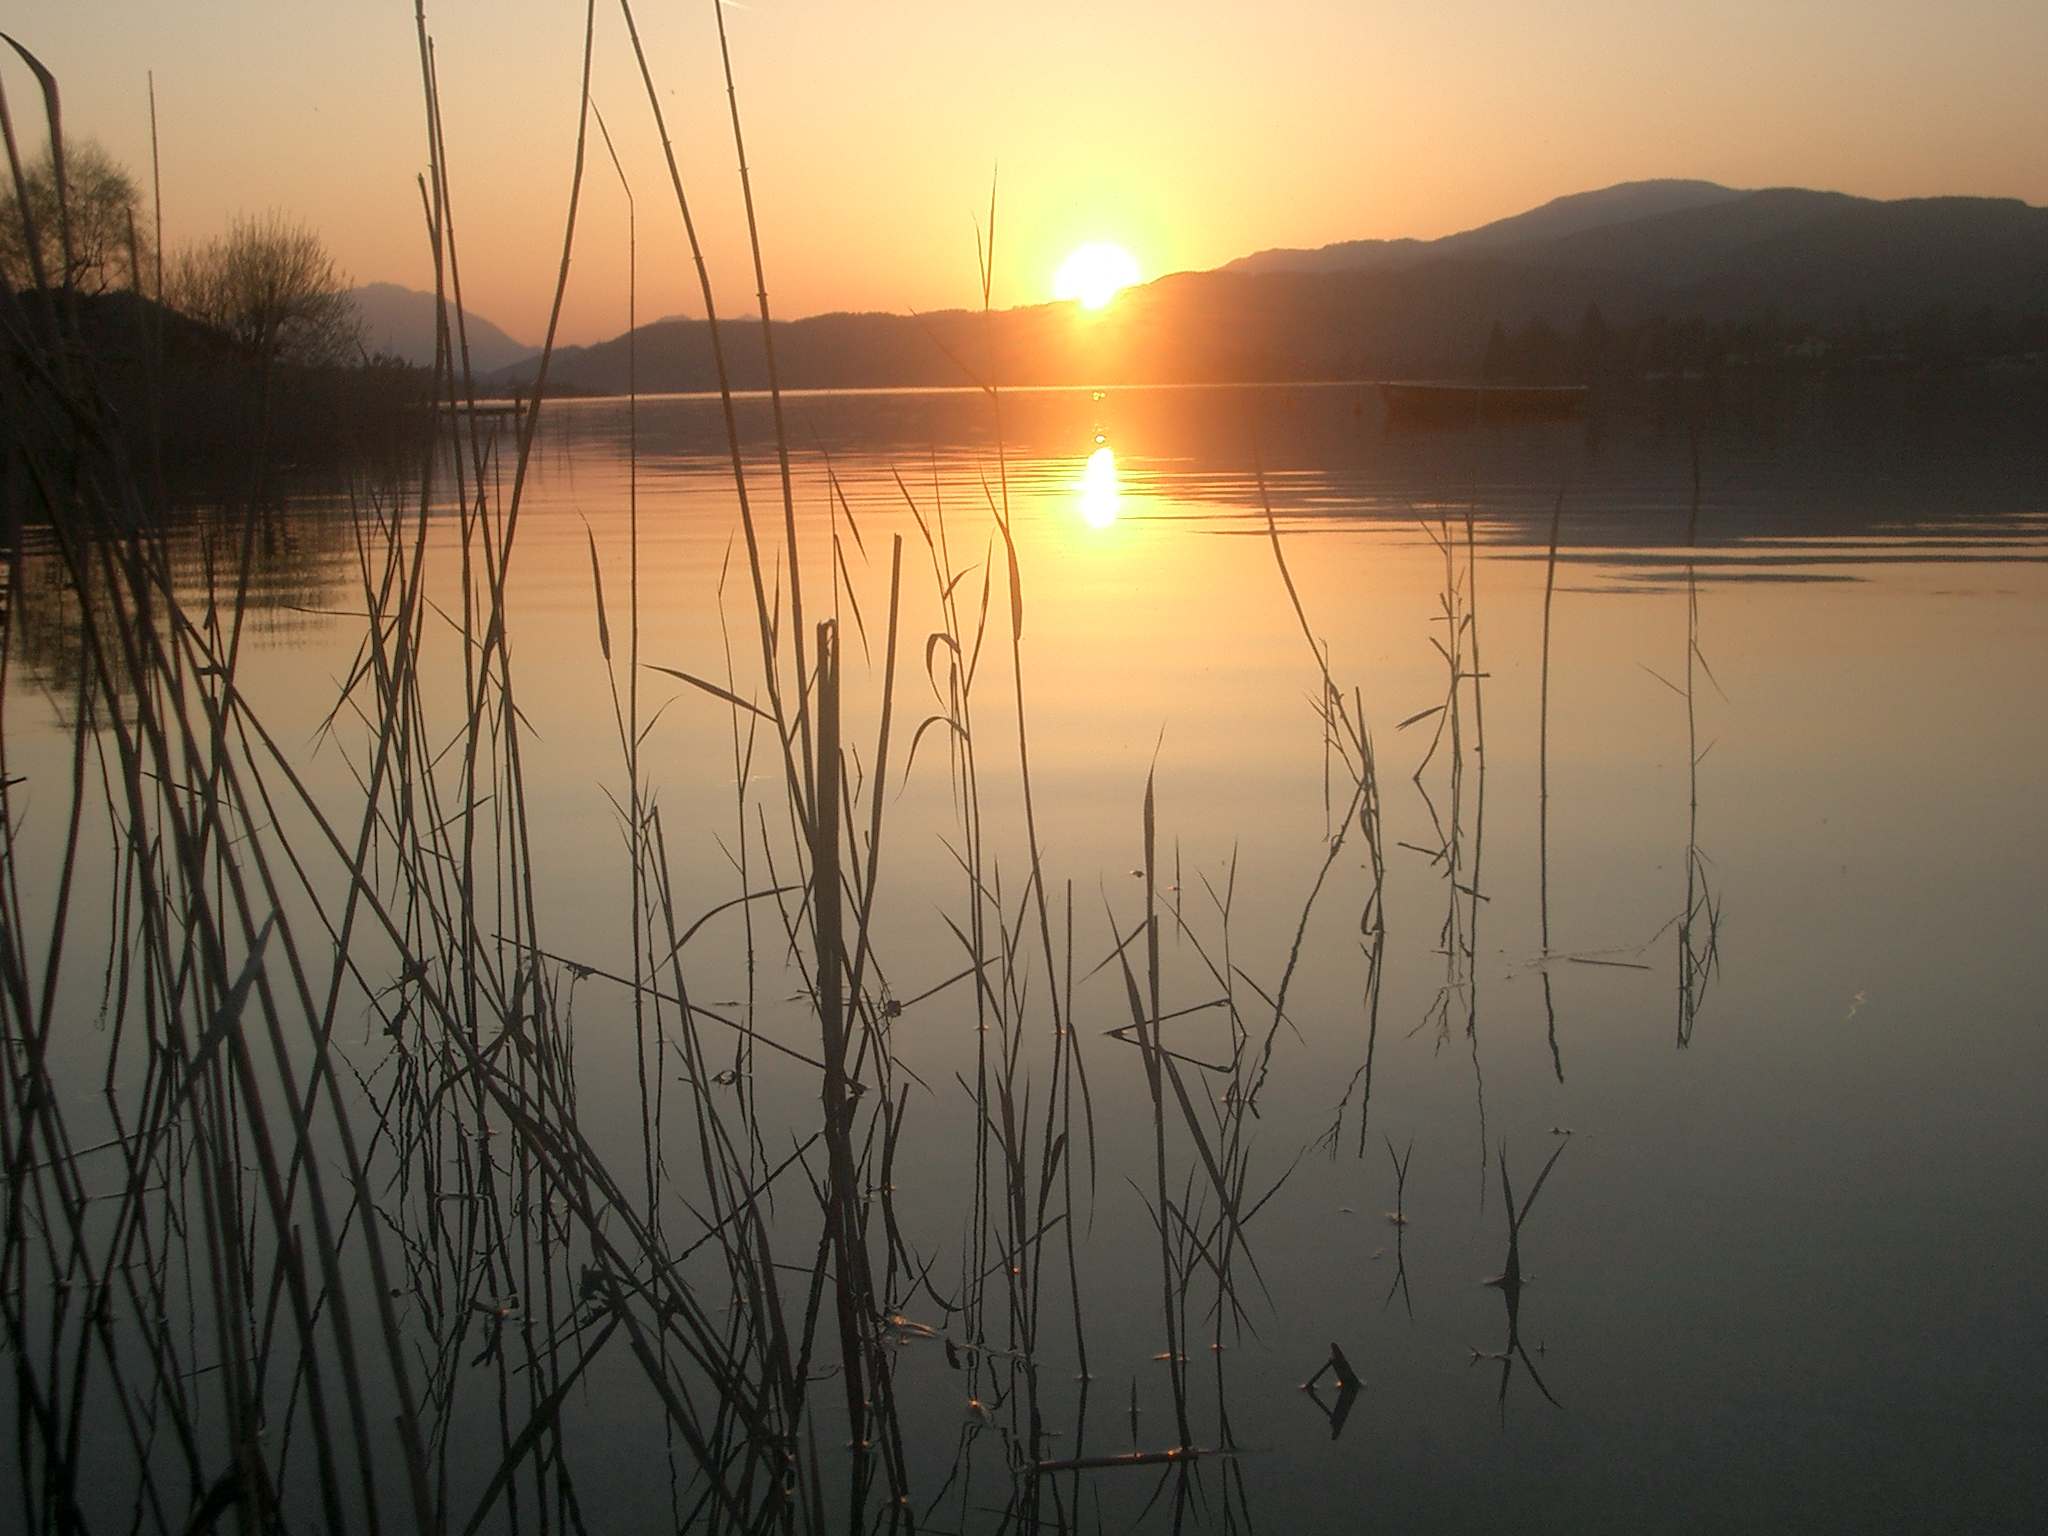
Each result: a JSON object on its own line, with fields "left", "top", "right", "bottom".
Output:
{"left": 7, "top": 1, "right": 2044, "bottom": 346}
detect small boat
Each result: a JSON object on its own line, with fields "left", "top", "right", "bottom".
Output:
{"left": 1378, "top": 382, "right": 1588, "bottom": 425}
{"left": 431, "top": 394, "right": 529, "bottom": 418}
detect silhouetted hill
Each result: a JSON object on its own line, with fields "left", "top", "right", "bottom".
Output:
{"left": 1581, "top": 191, "right": 2048, "bottom": 316}
{"left": 1226, "top": 179, "right": 1745, "bottom": 276}
{"left": 346, "top": 282, "right": 532, "bottom": 372}
{"left": 492, "top": 184, "right": 2048, "bottom": 395}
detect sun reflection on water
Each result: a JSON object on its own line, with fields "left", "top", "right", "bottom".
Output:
{"left": 1079, "top": 445, "right": 1120, "bottom": 528}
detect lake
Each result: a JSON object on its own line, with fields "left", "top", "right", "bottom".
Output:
{"left": 5, "top": 378, "right": 2045, "bottom": 1533}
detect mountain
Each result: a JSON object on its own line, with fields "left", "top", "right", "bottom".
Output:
{"left": 1225, "top": 179, "right": 1747, "bottom": 276}
{"left": 346, "top": 282, "right": 533, "bottom": 372}
{"left": 490, "top": 184, "right": 2048, "bottom": 395}
{"left": 1541, "top": 189, "right": 2048, "bottom": 317}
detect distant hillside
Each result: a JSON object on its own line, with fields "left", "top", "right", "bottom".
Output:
{"left": 492, "top": 184, "right": 2048, "bottom": 395}
{"left": 346, "top": 282, "right": 532, "bottom": 372}
{"left": 1225, "top": 179, "right": 1746, "bottom": 277}
{"left": 1544, "top": 190, "right": 2048, "bottom": 317}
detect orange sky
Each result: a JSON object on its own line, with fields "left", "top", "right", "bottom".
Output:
{"left": 7, "top": 1, "right": 2045, "bottom": 347}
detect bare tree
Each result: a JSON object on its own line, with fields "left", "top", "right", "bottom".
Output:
{"left": 0, "top": 138, "right": 152, "bottom": 295}
{"left": 168, "top": 212, "right": 363, "bottom": 367}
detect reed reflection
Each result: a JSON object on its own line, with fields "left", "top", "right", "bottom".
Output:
{"left": 1475, "top": 1139, "right": 1570, "bottom": 1424}
{"left": 1382, "top": 1136, "right": 1414, "bottom": 1317}
{"left": 1406, "top": 508, "right": 1491, "bottom": 1189}
{"left": 4, "top": 497, "right": 359, "bottom": 728}
{"left": 1301, "top": 1344, "right": 1363, "bottom": 1441}
{"left": 1676, "top": 446, "right": 1724, "bottom": 1046}
{"left": 1538, "top": 490, "right": 1567, "bottom": 1081}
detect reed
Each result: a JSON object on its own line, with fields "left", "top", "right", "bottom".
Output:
{"left": 1677, "top": 432, "right": 1723, "bottom": 1046}
{"left": 1539, "top": 485, "right": 1565, "bottom": 1081}
{"left": 1401, "top": 502, "right": 1490, "bottom": 1190}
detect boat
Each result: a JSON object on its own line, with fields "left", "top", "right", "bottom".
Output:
{"left": 432, "top": 396, "right": 528, "bottom": 418}
{"left": 1378, "top": 381, "right": 1588, "bottom": 425}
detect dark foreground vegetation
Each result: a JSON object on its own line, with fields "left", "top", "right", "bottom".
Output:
{"left": 3, "top": 105, "right": 431, "bottom": 511}
{"left": 3, "top": 288, "right": 430, "bottom": 508}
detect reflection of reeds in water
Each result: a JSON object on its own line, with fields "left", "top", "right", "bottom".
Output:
{"left": 1300, "top": 1340, "right": 1363, "bottom": 1440}
{"left": 1252, "top": 469, "right": 1389, "bottom": 1162}
{"left": 1539, "top": 489, "right": 1567, "bottom": 1080}
{"left": 1382, "top": 1134, "right": 1414, "bottom": 1317}
{"left": 1474, "top": 1139, "right": 1568, "bottom": 1422}
{"left": 1675, "top": 437, "right": 1723, "bottom": 1046}
{"left": 1402, "top": 507, "right": 1490, "bottom": 1188}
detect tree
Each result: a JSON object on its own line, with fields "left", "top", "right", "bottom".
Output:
{"left": 0, "top": 138, "right": 152, "bottom": 295}
{"left": 168, "top": 212, "right": 363, "bottom": 368}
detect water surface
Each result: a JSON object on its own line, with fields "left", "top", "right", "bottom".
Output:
{"left": 8, "top": 379, "right": 2045, "bottom": 1532}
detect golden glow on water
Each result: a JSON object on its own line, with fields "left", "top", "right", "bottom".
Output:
{"left": 1053, "top": 243, "right": 1141, "bottom": 310}
{"left": 1078, "top": 445, "right": 1121, "bottom": 527}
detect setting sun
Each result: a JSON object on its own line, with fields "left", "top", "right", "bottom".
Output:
{"left": 1053, "top": 242, "right": 1141, "bottom": 310}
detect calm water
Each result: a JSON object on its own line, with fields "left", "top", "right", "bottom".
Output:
{"left": 8, "top": 380, "right": 2046, "bottom": 1531}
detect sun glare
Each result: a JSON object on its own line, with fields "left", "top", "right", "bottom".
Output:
{"left": 1079, "top": 446, "right": 1121, "bottom": 527}
{"left": 1054, "top": 243, "right": 1141, "bottom": 310}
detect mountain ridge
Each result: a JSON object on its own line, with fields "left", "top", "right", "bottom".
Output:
{"left": 481, "top": 181, "right": 2048, "bottom": 394}
{"left": 346, "top": 282, "right": 533, "bottom": 373}
{"left": 1224, "top": 178, "right": 1748, "bottom": 277}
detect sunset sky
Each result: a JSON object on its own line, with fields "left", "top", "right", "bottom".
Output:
{"left": 7, "top": 0, "right": 2045, "bottom": 347}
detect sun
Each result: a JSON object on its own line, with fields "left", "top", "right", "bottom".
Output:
{"left": 1053, "top": 242, "right": 1141, "bottom": 310}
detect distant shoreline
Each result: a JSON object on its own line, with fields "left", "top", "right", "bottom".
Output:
{"left": 491, "top": 365, "right": 2048, "bottom": 408}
